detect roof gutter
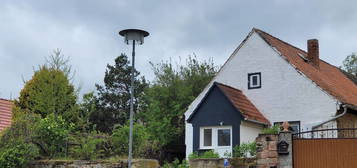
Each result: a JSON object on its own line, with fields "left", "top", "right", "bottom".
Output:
{"left": 311, "top": 104, "right": 353, "bottom": 130}
{"left": 244, "top": 118, "right": 270, "bottom": 127}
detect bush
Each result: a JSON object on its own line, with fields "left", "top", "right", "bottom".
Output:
{"left": 33, "top": 113, "right": 73, "bottom": 158}
{"left": 0, "top": 110, "right": 40, "bottom": 167}
{"left": 233, "top": 142, "right": 257, "bottom": 158}
{"left": 0, "top": 109, "right": 40, "bottom": 148}
{"left": 111, "top": 123, "right": 151, "bottom": 157}
{"left": 162, "top": 158, "right": 189, "bottom": 168}
{"left": 70, "top": 132, "right": 106, "bottom": 160}
{"left": 0, "top": 140, "right": 39, "bottom": 168}
{"left": 188, "top": 150, "right": 220, "bottom": 159}
{"left": 261, "top": 125, "right": 280, "bottom": 134}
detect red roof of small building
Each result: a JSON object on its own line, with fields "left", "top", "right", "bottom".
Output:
{"left": 254, "top": 28, "right": 357, "bottom": 106}
{"left": 216, "top": 83, "right": 270, "bottom": 125}
{"left": 0, "top": 98, "right": 13, "bottom": 131}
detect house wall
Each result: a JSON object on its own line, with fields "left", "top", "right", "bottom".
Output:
{"left": 186, "top": 123, "right": 193, "bottom": 157}
{"left": 189, "top": 85, "right": 243, "bottom": 157}
{"left": 185, "top": 31, "right": 339, "bottom": 157}
{"left": 214, "top": 32, "right": 338, "bottom": 127}
{"left": 240, "top": 121, "right": 264, "bottom": 143}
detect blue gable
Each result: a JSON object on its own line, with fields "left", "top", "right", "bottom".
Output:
{"left": 188, "top": 83, "right": 243, "bottom": 153}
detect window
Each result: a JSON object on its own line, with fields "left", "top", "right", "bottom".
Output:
{"left": 274, "top": 121, "right": 301, "bottom": 134}
{"left": 200, "top": 126, "right": 232, "bottom": 149}
{"left": 248, "top": 72, "right": 261, "bottom": 89}
{"left": 203, "top": 129, "right": 212, "bottom": 146}
{"left": 218, "top": 129, "right": 231, "bottom": 146}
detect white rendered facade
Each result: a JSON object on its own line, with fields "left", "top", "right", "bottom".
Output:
{"left": 185, "top": 31, "right": 339, "bottom": 158}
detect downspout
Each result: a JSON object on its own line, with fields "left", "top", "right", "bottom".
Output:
{"left": 311, "top": 105, "right": 348, "bottom": 130}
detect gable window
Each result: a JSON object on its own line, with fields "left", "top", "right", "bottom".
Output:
{"left": 200, "top": 126, "right": 232, "bottom": 149}
{"left": 248, "top": 72, "right": 261, "bottom": 89}
{"left": 274, "top": 121, "right": 301, "bottom": 134}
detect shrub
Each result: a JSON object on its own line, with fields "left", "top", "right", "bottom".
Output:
{"left": 188, "top": 150, "right": 220, "bottom": 159}
{"left": 188, "top": 152, "right": 199, "bottom": 159}
{"left": 0, "top": 140, "right": 39, "bottom": 168}
{"left": 201, "top": 150, "right": 220, "bottom": 158}
{"left": 33, "top": 113, "right": 73, "bottom": 158}
{"left": 70, "top": 132, "right": 106, "bottom": 160}
{"left": 0, "top": 109, "right": 40, "bottom": 148}
{"left": 233, "top": 142, "right": 257, "bottom": 158}
{"left": 261, "top": 125, "right": 280, "bottom": 134}
{"left": 248, "top": 141, "right": 257, "bottom": 157}
{"left": 111, "top": 123, "right": 150, "bottom": 157}
{"left": 162, "top": 158, "right": 189, "bottom": 168}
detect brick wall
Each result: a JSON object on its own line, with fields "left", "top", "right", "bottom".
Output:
{"left": 256, "top": 134, "right": 278, "bottom": 168}
{"left": 255, "top": 132, "right": 293, "bottom": 168}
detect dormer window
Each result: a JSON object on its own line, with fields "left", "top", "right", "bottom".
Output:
{"left": 248, "top": 72, "right": 261, "bottom": 89}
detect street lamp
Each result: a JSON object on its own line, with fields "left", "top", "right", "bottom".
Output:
{"left": 119, "top": 29, "right": 149, "bottom": 168}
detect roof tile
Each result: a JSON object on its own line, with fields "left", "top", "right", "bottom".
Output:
{"left": 0, "top": 99, "right": 13, "bottom": 131}
{"left": 216, "top": 83, "right": 270, "bottom": 125}
{"left": 254, "top": 28, "right": 357, "bottom": 106}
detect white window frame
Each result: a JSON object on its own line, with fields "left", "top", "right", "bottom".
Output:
{"left": 248, "top": 72, "right": 261, "bottom": 89}
{"left": 199, "top": 126, "right": 232, "bottom": 150}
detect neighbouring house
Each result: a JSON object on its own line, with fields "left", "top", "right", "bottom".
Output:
{"left": 0, "top": 98, "right": 13, "bottom": 132}
{"left": 185, "top": 28, "right": 357, "bottom": 157}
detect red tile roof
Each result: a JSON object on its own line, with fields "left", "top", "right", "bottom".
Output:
{"left": 254, "top": 28, "right": 357, "bottom": 106}
{"left": 216, "top": 83, "right": 270, "bottom": 125}
{"left": 0, "top": 98, "right": 12, "bottom": 131}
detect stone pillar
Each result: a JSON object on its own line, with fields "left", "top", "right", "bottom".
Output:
{"left": 278, "top": 131, "right": 293, "bottom": 168}
{"left": 256, "top": 134, "right": 278, "bottom": 168}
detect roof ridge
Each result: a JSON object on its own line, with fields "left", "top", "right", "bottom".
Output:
{"left": 253, "top": 28, "right": 308, "bottom": 54}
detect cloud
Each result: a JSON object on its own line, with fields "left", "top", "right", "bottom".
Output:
{"left": 1, "top": 0, "right": 357, "bottom": 99}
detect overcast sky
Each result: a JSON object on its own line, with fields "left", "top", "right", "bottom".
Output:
{"left": 1, "top": 0, "right": 357, "bottom": 99}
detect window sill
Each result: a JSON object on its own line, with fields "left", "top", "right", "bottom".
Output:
{"left": 199, "top": 146, "right": 214, "bottom": 150}
{"left": 200, "top": 146, "right": 231, "bottom": 150}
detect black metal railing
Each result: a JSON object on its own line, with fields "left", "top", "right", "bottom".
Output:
{"left": 293, "top": 128, "right": 357, "bottom": 139}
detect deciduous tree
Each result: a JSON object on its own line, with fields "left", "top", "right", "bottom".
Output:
{"left": 140, "top": 56, "right": 218, "bottom": 147}
{"left": 341, "top": 53, "right": 357, "bottom": 76}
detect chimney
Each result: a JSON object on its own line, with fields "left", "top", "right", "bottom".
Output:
{"left": 307, "top": 39, "right": 319, "bottom": 67}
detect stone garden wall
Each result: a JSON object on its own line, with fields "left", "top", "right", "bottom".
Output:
{"left": 30, "top": 159, "right": 159, "bottom": 168}
{"left": 188, "top": 131, "right": 293, "bottom": 168}
{"left": 189, "top": 158, "right": 256, "bottom": 168}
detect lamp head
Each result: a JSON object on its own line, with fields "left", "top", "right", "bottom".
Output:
{"left": 119, "top": 29, "right": 149, "bottom": 45}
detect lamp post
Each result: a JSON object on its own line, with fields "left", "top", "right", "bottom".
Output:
{"left": 119, "top": 29, "right": 149, "bottom": 168}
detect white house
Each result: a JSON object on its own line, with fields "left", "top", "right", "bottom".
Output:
{"left": 185, "top": 28, "right": 357, "bottom": 157}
